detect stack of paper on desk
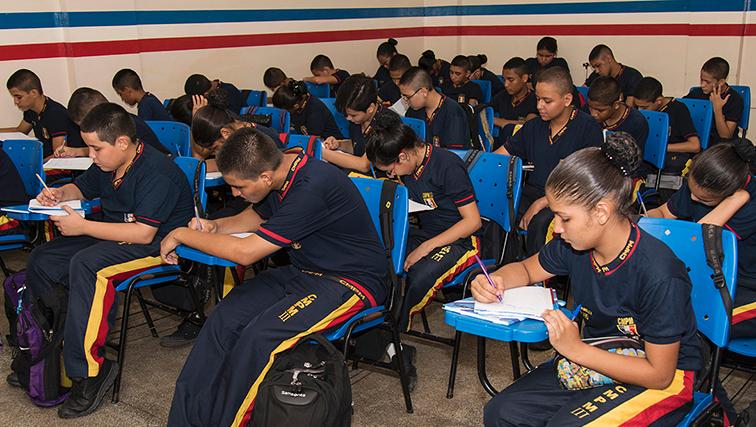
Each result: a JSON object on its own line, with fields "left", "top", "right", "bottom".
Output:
{"left": 473, "top": 286, "right": 557, "bottom": 320}
{"left": 27, "top": 200, "right": 85, "bottom": 217}
{"left": 43, "top": 157, "right": 93, "bottom": 170}
{"left": 443, "top": 298, "right": 524, "bottom": 326}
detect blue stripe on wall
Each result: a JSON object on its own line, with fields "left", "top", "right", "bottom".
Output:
{"left": 0, "top": 1, "right": 751, "bottom": 30}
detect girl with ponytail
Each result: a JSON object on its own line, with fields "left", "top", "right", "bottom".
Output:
{"left": 468, "top": 53, "right": 504, "bottom": 97}
{"left": 272, "top": 80, "right": 343, "bottom": 140}
{"left": 476, "top": 133, "right": 701, "bottom": 426}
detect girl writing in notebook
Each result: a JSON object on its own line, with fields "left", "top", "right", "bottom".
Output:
{"left": 473, "top": 132, "right": 701, "bottom": 426}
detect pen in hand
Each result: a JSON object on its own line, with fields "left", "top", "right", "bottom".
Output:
{"left": 36, "top": 173, "right": 57, "bottom": 204}
{"left": 474, "top": 254, "right": 502, "bottom": 303}
{"left": 569, "top": 304, "right": 583, "bottom": 321}
{"left": 194, "top": 205, "right": 204, "bottom": 231}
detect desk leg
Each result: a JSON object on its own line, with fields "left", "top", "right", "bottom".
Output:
{"left": 477, "top": 337, "right": 499, "bottom": 397}
{"left": 509, "top": 341, "right": 522, "bottom": 379}
{"left": 520, "top": 342, "right": 536, "bottom": 372}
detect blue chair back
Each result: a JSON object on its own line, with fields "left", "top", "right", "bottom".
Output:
{"left": 285, "top": 134, "right": 323, "bottom": 160}
{"left": 639, "top": 110, "right": 669, "bottom": 170}
{"left": 401, "top": 117, "right": 426, "bottom": 141}
{"left": 3, "top": 139, "right": 44, "bottom": 196}
{"left": 497, "top": 74, "right": 504, "bottom": 85}
{"left": 162, "top": 98, "right": 172, "bottom": 109}
{"left": 676, "top": 98, "right": 713, "bottom": 149}
{"left": 638, "top": 218, "right": 737, "bottom": 348}
{"left": 243, "top": 90, "right": 268, "bottom": 108}
{"left": 349, "top": 177, "right": 409, "bottom": 276}
{"left": 472, "top": 80, "right": 492, "bottom": 104}
{"left": 321, "top": 98, "right": 351, "bottom": 138}
{"left": 731, "top": 85, "right": 751, "bottom": 131}
{"left": 576, "top": 86, "right": 590, "bottom": 103}
{"left": 304, "top": 82, "right": 330, "bottom": 98}
{"left": 241, "top": 106, "right": 291, "bottom": 134}
{"left": 145, "top": 121, "right": 191, "bottom": 157}
{"left": 173, "top": 156, "right": 207, "bottom": 210}
{"left": 477, "top": 106, "right": 495, "bottom": 151}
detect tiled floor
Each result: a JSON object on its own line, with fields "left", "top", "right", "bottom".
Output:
{"left": 0, "top": 249, "right": 753, "bottom": 426}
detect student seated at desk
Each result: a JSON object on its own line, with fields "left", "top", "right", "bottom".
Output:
{"left": 0, "top": 69, "right": 83, "bottom": 159}
{"left": 525, "top": 37, "right": 571, "bottom": 86}
{"left": 635, "top": 77, "right": 700, "bottom": 176}
{"left": 402, "top": 67, "right": 470, "bottom": 149}
{"left": 303, "top": 54, "right": 350, "bottom": 97}
{"left": 184, "top": 74, "right": 243, "bottom": 115}
{"left": 374, "top": 38, "right": 399, "bottom": 87}
{"left": 273, "top": 80, "right": 343, "bottom": 139}
{"left": 112, "top": 68, "right": 172, "bottom": 122}
{"left": 495, "top": 66, "right": 604, "bottom": 255}
{"left": 586, "top": 76, "right": 649, "bottom": 177}
{"left": 191, "top": 102, "right": 281, "bottom": 172}
{"left": 491, "top": 57, "right": 538, "bottom": 147}
{"left": 648, "top": 139, "right": 756, "bottom": 341}
{"left": 167, "top": 94, "right": 193, "bottom": 126}
{"left": 418, "top": 50, "right": 451, "bottom": 88}
{"left": 585, "top": 44, "right": 643, "bottom": 107}
{"left": 323, "top": 75, "right": 388, "bottom": 174}
{"left": 161, "top": 127, "right": 388, "bottom": 425}
{"left": 440, "top": 55, "right": 484, "bottom": 106}
{"left": 475, "top": 136, "right": 700, "bottom": 427}
{"left": 263, "top": 67, "right": 290, "bottom": 94}
{"left": 17, "top": 103, "right": 193, "bottom": 419}
{"left": 378, "top": 54, "right": 412, "bottom": 106}
{"left": 684, "top": 57, "right": 744, "bottom": 146}
{"left": 469, "top": 54, "right": 504, "bottom": 97}
{"left": 365, "top": 110, "right": 482, "bottom": 390}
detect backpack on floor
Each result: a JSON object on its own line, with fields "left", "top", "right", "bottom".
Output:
{"left": 252, "top": 334, "right": 352, "bottom": 427}
{"left": 9, "top": 276, "right": 70, "bottom": 407}
{"left": 3, "top": 270, "right": 25, "bottom": 348}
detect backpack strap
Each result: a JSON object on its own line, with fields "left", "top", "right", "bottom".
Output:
{"left": 378, "top": 180, "right": 397, "bottom": 255}
{"left": 702, "top": 224, "right": 733, "bottom": 325}
{"left": 478, "top": 108, "right": 494, "bottom": 152}
{"left": 306, "top": 136, "right": 318, "bottom": 157}
{"left": 506, "top": 156, "right": 518, "bottom": 233}
{"left": 462, "top": 149, "right": 482, "bottom": 172}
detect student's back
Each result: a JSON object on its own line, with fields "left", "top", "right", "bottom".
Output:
{"left": 685, "top": 86, "right": 744, "bottom": 145}
{"left": 138, "top": 92, "right": 172, "bottom": 121}
{"left": 291, "top": 94, "right": 343, "bottom": 139}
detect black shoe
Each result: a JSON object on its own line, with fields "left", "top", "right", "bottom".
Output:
{"left": 392, "top": 344, "right": 417, "bottom": 393}
{"left": 6, "top": 372, "right": 21, "bottom": 388}
{"left": 159, "top": 314, "right": 203, "bottom": 348}
{"left": 529, "top": 339, "right": 553, "bottom": 351}
{"left": 57, "top": 360, "right": 118, "bottom": 419}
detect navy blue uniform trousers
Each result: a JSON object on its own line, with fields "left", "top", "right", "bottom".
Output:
{"left": 26, "top": 235, "right": 162, "bottom": 378}
{"left": 168, "top": 265, "right": 374, "bottom": 427}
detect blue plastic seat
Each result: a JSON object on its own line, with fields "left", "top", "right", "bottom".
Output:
{"left": 145, "top": 121, "right": 191, "bottom": 156}
{"left": 281, "top": 134, "right": 323, "bottom": 160}
{"left": 304, "top": 81, "right": 330, "bottom": 98}
{"left": 731, "top": 85, "right": 750, "bottom": 136}
{"left": 472, "top": 79, "right": 492, "bottom": 104}
{"left": 401, "top": 116, "right": 426, "bottom": 141}
{"left": 639, "top": 110, "right": 670, "bottom": 190}
{"left": 676, "top": 98, "right": 713, "bottom": 149}
{"left": 242, "top": 89, "right": 268, "bottom": 108}
{"left": 320, "top": 98, "right": 351, "bottom": 138}
{"left": 240, "top": 106, "right": 291, "bottom": 134}
{"left": 576, "top": 86, "right": 590, "bottom": 104}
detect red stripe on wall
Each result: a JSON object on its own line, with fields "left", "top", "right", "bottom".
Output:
{"left": 1, "top": 24, "right": 754, "bottom": 61}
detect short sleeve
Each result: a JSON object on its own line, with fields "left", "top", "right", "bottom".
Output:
{"left": 255, "top": 185, "right": 331, "bottom": 247}
{"left": 443, "top": 159, "right": 476, "bottom": 208}
{"left": 74, "top": 166, "right": 104, "bottom": 200}
{"left": 45, "top": 110, "right": 71, "bottom": 139}
{"left": 666, "top": 181, "right": 693, "bottom": 219}
{"left": 440, "top": 106, "right": 470, "bottom": 149}
{"left": 469, "top": 83, "right": 483, "bottom": 102}
{"left": 503, "top": 121, "right": 529, "bottom": 159}
{"left": 133, "top": 173, "right": 183, "bottom": 227}
{"left": 624, "top": 70, "right": 643, "bottom": 97}
{"left": 251, "top": 196, "right": 275, "bottom": 220}
{"left": 137, "top": 100, "right": 153, "bottom": 121}
{"left": 723, "top": 92, "right": 744, "bottom": 123}
{"left": 674, "top": 103, "right": 698, "bottom": 139}
{"left": 637, "top": 277, "right": 693, "bottom": 344}
{"left": 537, "top": 237, "right": 575, "bottom": 276}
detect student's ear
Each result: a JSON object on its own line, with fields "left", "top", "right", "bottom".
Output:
{"left": 115, "top": 135, "right": 131, "bottom": 151}
{"left": 593, "top": 200, "right": 612, "bottom": 226}
{"left": 219, "top": 127, "right": 233, "bottom": 141}
{"left": 564, "top": 92, "right": 574, "bottom": 107}
{"left": 258, "top": 170, "right": 274, "bottom": 187}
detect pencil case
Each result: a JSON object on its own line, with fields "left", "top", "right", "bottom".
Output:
{"left": 554, "top": 336, "right": 645, "bottom": 390}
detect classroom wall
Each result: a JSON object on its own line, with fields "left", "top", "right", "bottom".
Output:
{"left": 0, "top": 1, "right": 753, "bottom": 127}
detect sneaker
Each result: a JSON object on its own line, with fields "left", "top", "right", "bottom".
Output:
{"left": 159, "top": 314, "right": 203, "bottom": 348}
{"left": 391, "top": 344, "right": 418, "bottom": 393}
{"left": 57, "top": 360, "right": 118, "bottom": 419}
{"left": 6, "top": 372, "right": 21, "bottom": 388}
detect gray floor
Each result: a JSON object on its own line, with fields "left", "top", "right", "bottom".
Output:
{"left": 0, "top": 249, "right": 753, "bottom": 426}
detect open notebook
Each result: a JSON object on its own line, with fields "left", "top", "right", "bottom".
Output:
{"left": 473, "top": 286, "right": 557, "bottom": 320}
{"left": 43, "top": 157, "right": 93, "bottom": 170}
{"left": 26, "top": 200, "right": 85, "bottom": 217}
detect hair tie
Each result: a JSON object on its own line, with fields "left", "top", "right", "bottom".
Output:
{"left": 732, "top": 137, "right": 756, "bottom": 163}
{"left": 601, "top": 131, "right": 641, "bottom": 177}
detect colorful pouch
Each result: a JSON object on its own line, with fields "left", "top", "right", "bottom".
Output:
{"left": 554, "top": 336, "right": 645, "bottom": 390}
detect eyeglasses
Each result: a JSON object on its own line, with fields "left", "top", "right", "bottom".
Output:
{"left": 401, "top": 88, "right": 422, "bottom": 102}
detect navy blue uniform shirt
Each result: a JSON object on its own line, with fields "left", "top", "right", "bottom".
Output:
{"left": 138, "top": 93, "right": 172, "bottom": 122}
{"left": 406, "top": 95, "right": 470, "bottom": 149}
{"left": 348, "top": 106, "right": 392, "bottom": 157}
{"left": 373, "top": 66, "right": 390, "bottom": 87}
{"left": 504, "top": 108, "right": 604, "bottom": 195}
{"left": 378, "top": 81, "right": 401, "bottom": 105}
{"left": 603, "top": 106, "right": 649, "bottom": 176}
{"left": 402, "top": 144, "right": 477, "bottom": 237}
{"left": 525, "top": 57, "right": 571, "bottom": 85}
{"left": 74, "top": 142, "right": 194, "bottom": 242}
{"left": 685, "top": 86, "right": 744, "bottom": 145}
{"left": 585, "top": 65, "right": 643, "bottom": 98}
{"left": 667, "top": 177, "right": 756, "bottom": 288}
{"left": 491, "top": 89, "right": 537, "bottom": 138}
{"left": 441, "top": 80, "right": 483, "bottom": 105}
{"left": 0, "top": 148, "right": 28, "bottom": 206}
{"left": 253, "top": 152, "right": 388, "bottom": 302}
{"left": 539, "top": 223, "right": 702, "bottom": 371}
{"left": 330, "top": 69, "right": 351, "bottom": 97}
{"left": 23, "top": 97, "right": 83, "bottom": 158}
{"left": 219, "top": 81, "right": 244, "bottom": 114}
{"left": 291, "top": 95, "right": 343, "bottom": 140}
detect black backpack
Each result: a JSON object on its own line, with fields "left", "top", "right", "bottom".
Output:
{"left": 252, "top": 334, "right": 351, "bottom": 427}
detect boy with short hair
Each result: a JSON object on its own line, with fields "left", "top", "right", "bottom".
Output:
{"left": 635, "top": 76, "right": 700, "bottom": 175}
{"left": 402, "top": 67, "right": 470, "bottom": 149}
{"left": 440, "top": 55, "right": 484, "bottom": 106}
{"left": 378, "top": 54, "right": 412, "bottom": 106}
{"left": 304, "top": 54, "right": 350, "bottom": 97}
{"left": 495, "top": 66, "right": 604, "bottom": 253}
{"left": 163, "top": 127, "right": 388, "bottom": 425}
{"left": 684, "top": 57, "right": 744, "bottom": 145}
{"left": 0, "top": 69, "right": 83, "bottom": 159}
{"left": 585, "top": 44, "right": 643, "bottom": 107}
{"left": 184, "top": 74, "right": 243, "bottom": 114}
{"left": 263, "top": 67, "right": 289, "bottom": 93}
{"left": 491, "top": 57, "right": 538, "bottom": 146}
{"left": 22, "top": 103, "right": 193, "bottom": 418}
{"left": 112, "top": 68, "right": 172, "bottom": 122}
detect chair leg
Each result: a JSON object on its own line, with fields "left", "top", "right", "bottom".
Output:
{"left": 389, "top": 318, "right": 414, "bottom": 414}
{"left": 135, "top": 289, "right": 158, "bottom": 338}
{"left": 420, "top": 310, "right": 431, "bottom": 334}
{"left": 112, "top": 284, "right": 134, "bottom": 404}
{"left": 446, "top": 330, "right": 463, "bottom": 399}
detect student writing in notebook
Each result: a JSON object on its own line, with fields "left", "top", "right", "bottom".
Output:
{"left": 473, "top": 133, "right": 700, "bottom": 426}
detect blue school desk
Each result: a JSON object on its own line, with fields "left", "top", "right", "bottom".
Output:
{"left": 2, "top": 200, "right": 99, "bottom": 221}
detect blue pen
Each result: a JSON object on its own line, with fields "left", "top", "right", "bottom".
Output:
{"left": 569, "top": 304, "right": 583, "bottom": 321}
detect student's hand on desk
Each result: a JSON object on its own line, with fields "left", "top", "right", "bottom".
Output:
{"left": 188, "top": 217, "right": 217, "bottom": 233}
{"left": 470, "top": 273, "right": 505, "bottom": 303}
{"left": 404, "top": 242, "right": 433, "bottom": 271}
{"left": 191, "top": 95, "right": 208, "bottom": 117}
{"left": 543, "top": 309, "right": 582, "bottom": 359}
{"left": 710, "top": 84, "right": 730, "bottom": 111}
{"left": 49, "top": 206, "right": 86, "bottom": 236}
{"left": 54, "top": 146, "right": 85, "bottom": 158}
{"left": 322, "top": 136, "right": 340, "bottom": 151}
{"left": 160, "top": 228, "right": 183, "bottom": 265}
{"left": 36, "top": 187, "right": 62, "bottom": 206}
